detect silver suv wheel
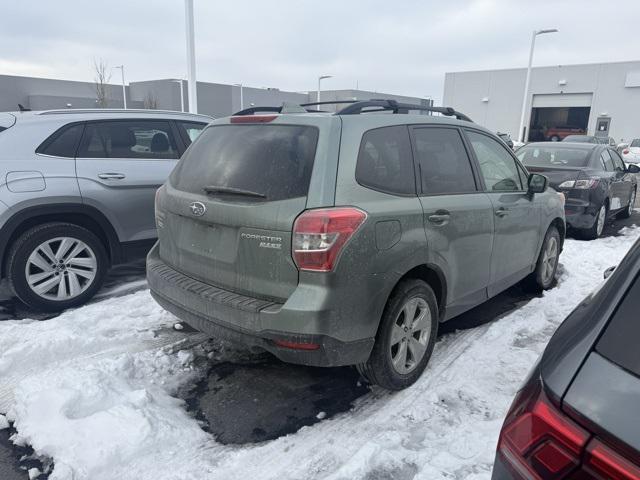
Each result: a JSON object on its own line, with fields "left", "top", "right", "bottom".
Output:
{"left": 390, "top": 297, "right": 431, "bottom": 374}
{"left": 25, "top": 237, "right": 98, "bottom": 300}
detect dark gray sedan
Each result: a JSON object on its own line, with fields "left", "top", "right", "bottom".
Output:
{"left": 517, "top": 142, "right": 639, "bottom": 239}
{"left": 492, "top": 237, "right": 640, "bottom": 479}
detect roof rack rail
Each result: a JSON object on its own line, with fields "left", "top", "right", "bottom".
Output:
{"left": 232, "top": 100, "right": 360, "bottom": 116}
{"left": 335, "top": 100, "right": 473, "bottom": 122}
{"left": 232, "top": 99, "right": 472, "bottom": 122}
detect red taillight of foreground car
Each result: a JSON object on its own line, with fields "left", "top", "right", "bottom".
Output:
{"left": 292, "top": 207, "right": 367, "bottom": 272}
{"left": 497, "top": 378, "right": 640, "bottom": 479}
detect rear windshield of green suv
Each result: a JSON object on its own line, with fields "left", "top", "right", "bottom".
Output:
{"left": 170, "top": 124, "right": 319, "bottom": 201}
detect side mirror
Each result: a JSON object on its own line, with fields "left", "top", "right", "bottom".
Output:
{"left": 528, "top": 173, "right": 548, "bottom": 194}
{"left": 626, "top": 164, "right": 640, "bottom": 174}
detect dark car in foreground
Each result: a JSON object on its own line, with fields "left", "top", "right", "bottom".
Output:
{"left": 492, "top": 237, "right": 640, "bottom": 479}
{"left": 517, "top": 142, "right": 639, "bottom": 239}
{"left": 148, "top": 99, "right": 565, "bottom": 391}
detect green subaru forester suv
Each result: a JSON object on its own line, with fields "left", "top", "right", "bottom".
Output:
{"left": 148, "top": 100, "right": 565, "bottom": 390}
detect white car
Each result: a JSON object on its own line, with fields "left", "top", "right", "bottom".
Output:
{"left": 622, "top": 138, "right": 640, "bottom": 166}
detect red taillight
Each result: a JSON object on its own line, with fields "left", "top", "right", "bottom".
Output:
{"left": 623, "top": 149, "right": 630, "bottom": 155}
{"left": 499, "top": 385, "right": 589, "bottom": 479}
{"left": 292, "top": 207, "right": 367, "bottom": 272}
{"left": 584, "top": 440, "right": 640, "bottom": 480}
{"left": 230, "top": 115, "right": 277, "bottom": 123}
{"left": 273, "top": 339, "right": 320, "bottom": 351}
{"left": 497, "top": 378, "right": 640, "bottom": 479}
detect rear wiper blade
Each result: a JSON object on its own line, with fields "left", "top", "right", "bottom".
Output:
{"left": 203, "top": 185, "right": 266, "bottom": 198}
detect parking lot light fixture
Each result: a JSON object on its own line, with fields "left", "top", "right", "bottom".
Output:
{"left": 518, "top": 28, "right": 558, "bottom": 142}
{"left": 317, "top": 75, "right": 333, "bottom": 111}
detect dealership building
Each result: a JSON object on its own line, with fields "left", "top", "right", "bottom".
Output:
{"left": 0, "top": 74, "right": 428, "bottom": 118}
{"left": 444, "top": 60, "right": 640, "bottom": 143}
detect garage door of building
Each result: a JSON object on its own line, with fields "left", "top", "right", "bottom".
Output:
{"left": 532, "top": 93, "right": 593, "bottom": 108}
{"left": 528, "top": 93, "right": 593, "bottom": 142}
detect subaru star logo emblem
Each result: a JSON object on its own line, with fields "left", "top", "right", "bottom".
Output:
{"left": 189, "top": 201, "right": 206, "bottom": 216}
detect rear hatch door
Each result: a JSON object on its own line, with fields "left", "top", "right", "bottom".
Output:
{"left": 564, "top": 270, "right": 640, "bottom": 455}
{"left": 158, "top": 115, "right": 336, "bottom": 302}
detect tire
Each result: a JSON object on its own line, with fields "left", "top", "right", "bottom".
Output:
{"left": 617, "top": 187, "right": 636, "bottom": 219}
{"left": 580, "top": 203, "right": 607, "bottom": 240}
{"left": 357, "top": 279, "right": 438, "bottom": 390}
{"left": 525, "top": 226, "right": 560, "bottom": 292}
{"left": 7, "top": 222, "right": 108, "bottom": 312}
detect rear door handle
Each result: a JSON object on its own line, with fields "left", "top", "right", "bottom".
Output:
{"left": 495, "top": 207, "right": 509, "bottom": 217}
{"left": 427, "top": 211, "right": 451, "bottom": 225}
{"left": 98, "top": 173, "right": 126, "bottom": 180}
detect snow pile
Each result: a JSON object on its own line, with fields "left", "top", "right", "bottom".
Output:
{"left": 0, "top": 227, "right": 638, "bottom": 480}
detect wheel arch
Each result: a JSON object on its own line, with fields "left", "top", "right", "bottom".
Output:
{"left": 0, "top": 204, "right": 122, "bottom": 277}
{"left": 550, "top": 217, "right": 566, "bottom": 250}
{"left": 390, "top": 263, "right": 447, "bottom": 322}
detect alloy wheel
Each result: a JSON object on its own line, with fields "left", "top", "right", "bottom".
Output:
{"left": 596, "top": 205, "right": 606, "bottom": 237}
{"left": 390, "top": 297, "right": 431, "bottom": 374}
{"left": 541, "top": 236, "right": 558, "bottom": 285}
{"left": 25, "top": 237, "right": 98, "bottom": 301}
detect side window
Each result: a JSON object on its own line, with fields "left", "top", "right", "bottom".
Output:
{"left": 355, "top": 126, "right": 416, "bottom": 195}
{"left": 412, "top": 127, "right": 476, "bottom": 194}
{"left": 178, "top": 121, "right": 207, "bottom": 145}
{"left": 36, "top": 123, "right": 84, "bottom": 158}
{"left": 78, "top": 121, "right": 179, "bottom": 159}
{"left": 610, "top": 150, "right": 626, "bottom": 171}
{"left": 600, "top": 150, "right": 614, "bottom": 171}
{"left": 466, "top": 131, "right": 523, "bottom": 191}
{"left": 516, "top": 163, "right": 529, "bottom": 189}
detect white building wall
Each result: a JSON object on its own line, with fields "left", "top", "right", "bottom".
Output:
{"left": 444, "top": 61, "right": 640, "bottom": 143}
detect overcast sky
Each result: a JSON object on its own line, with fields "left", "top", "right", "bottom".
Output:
{"left": 2, "top": 0, "right": 639, "bottom": 102}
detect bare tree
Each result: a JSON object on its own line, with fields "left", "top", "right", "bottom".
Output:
{"left": 93, "top": 58, "right": 111, "bottom": 108}
{"left": 143, "top": 91, "right": 159, "bottom": 110}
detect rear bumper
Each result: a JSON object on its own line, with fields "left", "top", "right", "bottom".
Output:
{"left": 564, "top": 198, "right": 599, "bottom": 230}
{"left": 147, "top": 243, "right": 374, "bottom": 367}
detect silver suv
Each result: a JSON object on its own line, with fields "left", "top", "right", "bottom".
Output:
{"left": 0, "top": 109, "right": 212, "bottom": 311}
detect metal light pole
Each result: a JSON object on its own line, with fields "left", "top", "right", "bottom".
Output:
{"left": 184, "top": 0, "right": 198, "bottom": 113}
{"left": 317, "top": 75, "right": 332, "bottom": 111}
{"left": 114, "top": 65, "right": 126, "bottom": 109}
{"left": 518, "top": 28, "right": 558, "bottom": 142}
{"left": 171, "top": 79, "right": 185, "bottom": 112}
{"left": 234, "top": 83, "right": 243, "bottom": 110}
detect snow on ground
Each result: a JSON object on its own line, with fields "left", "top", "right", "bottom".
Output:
{"left": 1, "top": 227, "right": 639, "bottom": 480}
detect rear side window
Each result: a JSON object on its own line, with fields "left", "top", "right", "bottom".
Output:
{"left": 36, "top": 123, "right": 84, "bottom": 158}
{"left": 170, "top": 124, "right": 319, "bottom": 202}
{"left": 597, "top": 272, "right": 640, "bottom": 377}
{"left": 78, "top": 121, "right": 179, "bottom": 159}
{"left": 600, "top": 150, "right": 614, "bottom": 171}
{"left": 355, "top": 126, "right": 415, "bottom": 195}
{"left": 412, "top": 127, "right": 476, "bottom": 195}
{"left": 177, "top": 121, "right": 207, "bottom": 144}
{"left": 610, "top": 150, "right": 626, "bottom": 171}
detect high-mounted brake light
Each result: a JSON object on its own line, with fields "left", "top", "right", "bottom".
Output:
{"left": 292, "top": 207, "right": 367, "bottom": 272}
{"left": 497, "top": 377, "right": 640, "bottom": 479}
{"left": 230, "top": 115, "right": 278, "bottom": 124}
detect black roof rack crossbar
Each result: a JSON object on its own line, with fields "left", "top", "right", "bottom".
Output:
{"left": 336, "top": 99, "right": 473, "bottom": 122}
